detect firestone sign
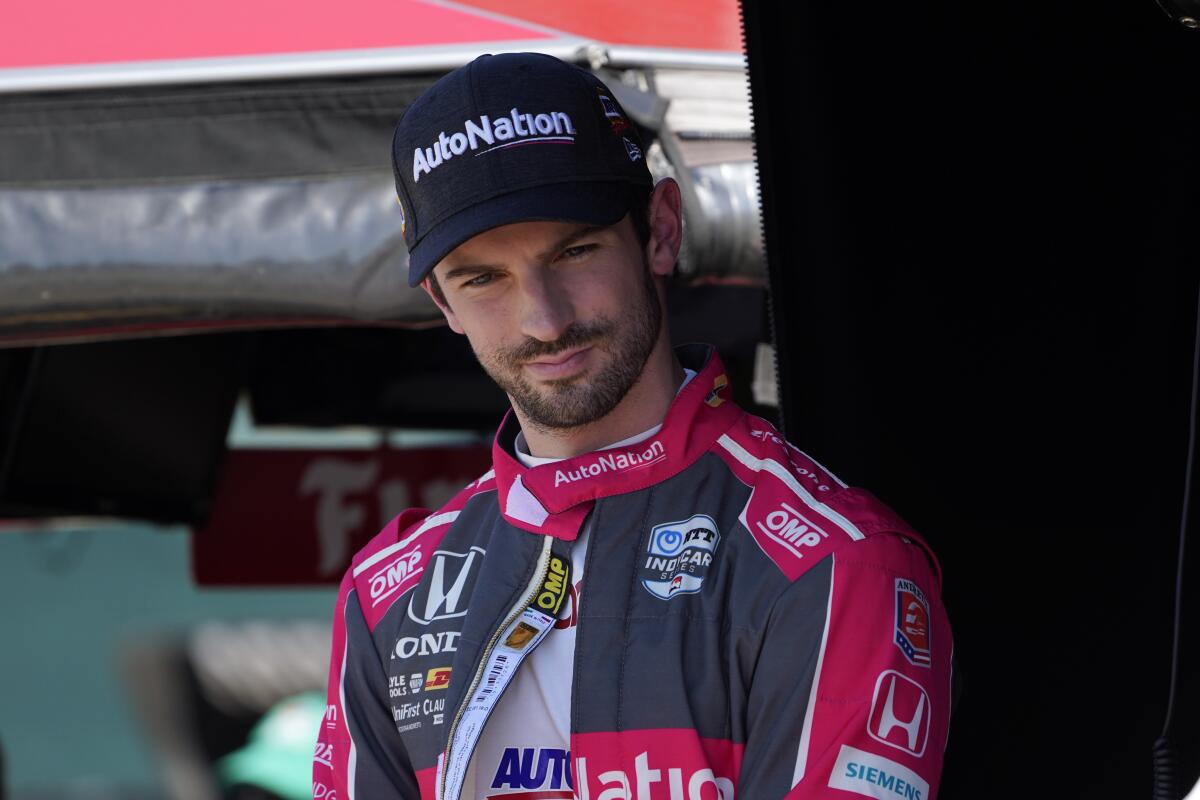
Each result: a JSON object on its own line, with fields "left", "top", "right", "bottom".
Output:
{"left": 192, "top": 447, "right": 490, "bottom": 585}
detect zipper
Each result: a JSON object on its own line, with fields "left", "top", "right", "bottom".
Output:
{"left": 569, "top": 509, "right": 598, "bottom": 740}
{"left": 438, "top": 534, "right": 554, "bottom": 800}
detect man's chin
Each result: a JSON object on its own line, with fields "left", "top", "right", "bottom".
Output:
{"left": 510, "top": 382, "right": 615, "bottom": 431}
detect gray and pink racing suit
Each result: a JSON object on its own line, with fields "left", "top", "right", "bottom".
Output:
{"left": 315, "top": 344, "right": 954, "bottom": 800}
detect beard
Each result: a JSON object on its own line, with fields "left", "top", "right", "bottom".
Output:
{"left": 473, "top": 264, "right": 663, "bottom": 432}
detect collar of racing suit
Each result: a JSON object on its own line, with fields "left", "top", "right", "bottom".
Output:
{"left": 490, "top": 343, "right": 744, "bottom": 540}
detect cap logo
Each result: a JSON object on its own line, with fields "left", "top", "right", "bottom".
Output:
{"left": 597, "top": 92, "right": 631, "bottom": 134}
{"left": 412, "top": 108, "right": 577, "bottom": 183}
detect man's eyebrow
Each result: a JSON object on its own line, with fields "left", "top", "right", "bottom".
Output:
{"left": 535, "top": 224, "right": 607, "bottom": 262}
{"left": 440, "top": 224, "right": 609, "bottom": 284}
{"left": 442, "top": 264, "right": 496, "bottom": 282}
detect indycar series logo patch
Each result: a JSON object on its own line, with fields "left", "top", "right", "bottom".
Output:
{"left": 894, "top": 577, "right": 932, "bottom": 667}
{"left": 639, "top": 514, "right": 720, "bottom": 600}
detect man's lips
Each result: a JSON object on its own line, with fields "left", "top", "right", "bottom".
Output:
{"left": 523, "top": 346, "right": 592, "bottom": 380}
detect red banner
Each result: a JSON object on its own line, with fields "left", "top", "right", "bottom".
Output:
{"left": 192, "top": 446, "right": 491, "bottom": 586}
{"left": 1, "top": 0, "right": 551, "bottom": 70}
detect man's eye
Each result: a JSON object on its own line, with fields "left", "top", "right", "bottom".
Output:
{"left": 463, "top": 273, "right": 496, "bottom": 288}
{"left": 561, "top": 244, "right": 597, "bottom": 260}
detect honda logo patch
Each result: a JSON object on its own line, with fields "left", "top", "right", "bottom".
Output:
{"left": 407, "top": 546, "right": 485, "bottom": 625}
{"left": 868, "top": 670, "right": 932, "bottom": 757}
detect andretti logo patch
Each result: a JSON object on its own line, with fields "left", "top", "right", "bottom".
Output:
{"left": 895, "top": 578, "right": 932, "bottom": 667}
{"left": 639, "top": 514, "right": 720, "bottom": 600}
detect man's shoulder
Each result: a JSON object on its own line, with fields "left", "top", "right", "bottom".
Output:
{"left": 340, "top": 467, "right": 498, "bottom": 624}
{"left": 712, "top": 415, "right": 936, "bottom": 584}
{"left": 713, "top": 414, "right": 850, "bottom": 498}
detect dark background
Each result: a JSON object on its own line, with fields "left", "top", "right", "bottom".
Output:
{"left": 743, "top": 0, "right": 1200, "bottom": 796}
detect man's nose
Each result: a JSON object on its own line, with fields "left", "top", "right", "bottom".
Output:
{"left": 518, "top": 269, "right": 575, "bottom": 342}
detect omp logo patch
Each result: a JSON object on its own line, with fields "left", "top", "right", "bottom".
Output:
{"left": 828, "top": 745, "right": 929, "bottom": 800}
{"left": 737, "top": 477, "right": 846, "bottom": 582}
{"left": 367, "top": 546, "right": 423, "bottom": 608}
{"left": 534, "top": 555, "right": 570, "bottom": 616}
{"left": 752, "top": 500, "right": 830, "bottom": 558}
{"left": 894, "top": 578, "right": 932, "bottom": 667}
{"left": 639, "top": 514, "right": 720, "bottom": 600}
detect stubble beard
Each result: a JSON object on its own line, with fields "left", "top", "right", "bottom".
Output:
{"left": 475, "top": 265, "right": 663, "bottom": 432}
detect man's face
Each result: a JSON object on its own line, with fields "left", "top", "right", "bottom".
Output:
{"left": 426, "top": 215, "right": 663, "bottom": 432}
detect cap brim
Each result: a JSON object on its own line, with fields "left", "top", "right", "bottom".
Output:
{"left": 406, "top": 181, "right": 637, "bottom": 287}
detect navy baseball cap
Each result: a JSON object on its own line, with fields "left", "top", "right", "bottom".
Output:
{"left": 392, "top": 52, "right": 654, "bottom": 287}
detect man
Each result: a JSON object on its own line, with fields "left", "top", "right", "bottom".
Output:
{"left": 316, "top": 53, "right": 952, "bottom": 800}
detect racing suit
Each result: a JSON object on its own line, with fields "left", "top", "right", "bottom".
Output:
{"left": 315, "top": 344, "right": 953, "bottom": 800}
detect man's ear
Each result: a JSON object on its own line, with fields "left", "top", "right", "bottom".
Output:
{"left": 645, "top": 178, "right": 684, "bottom": 278}
{"left": 421, "top": 276, "right": 465, "bottom": 335}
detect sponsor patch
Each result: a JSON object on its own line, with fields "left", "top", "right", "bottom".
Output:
{"left": 407, "top": 546, "right": 484, "bottom": 625}
{"left": 894, "top": 578, "right": 932, "bottom": 667}
{"left": 554, "top": 440, "right": 665, "bottom": 487}
{"left": 751, "top": 499, "right": 830, "bottom": 558}
{"left": 868, "top": 670, "right": 931, "bottom": 757}
{"left": 425, "top": 666, "right": 452, "bottom": 691}
{"left": 554, "top": 579, "right": 581, "bottom": 630}
{"left": 705, "top": 373, "right": 729, "bottom": 407}
{"left": 368, "top": 545, "right": 423, "bottom": 608}
{"left": 828, "top": 745, "right": 929, "bottom": 800}
{"left": 597, "top": 90, "right": 631, "bottom": 134}
{"left": 639, "top": 514, "right": 720, "bottom": 600}
{"left": 574, "top": 749, "right": 736, "bottom": 800}
{"left": 392, "top": 630, "right": 461, "bottom": 661}
{"left": 392, "top": 700, "right": 422, "bottom": 725}
{"left": 534, "top": 555, "right": 570, "bottom": 617}
{"left": 411, "top": 109, "right": 577, "bottom": 182}
{"left": 504, "top": 621, "right": 539, "bottom": 650}
{"left": 490, "top": 747, "right": 574, "bottom": 796}
{"left": 623, "top": 137, "right": 643, "bottom": 162}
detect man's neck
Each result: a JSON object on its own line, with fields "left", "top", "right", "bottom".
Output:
{"left": 514, "top": 339, "right": 685, "bottom": 460}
